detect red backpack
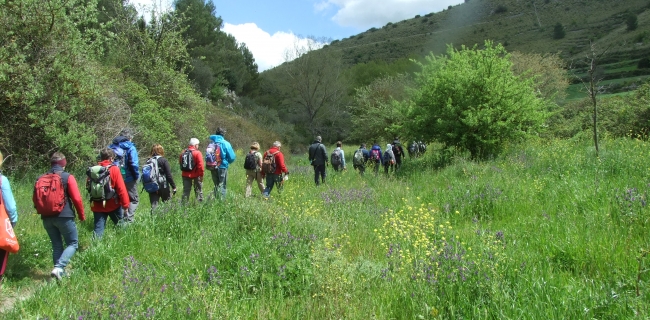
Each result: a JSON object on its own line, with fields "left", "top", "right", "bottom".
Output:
{"left": 33, "top": 172, "right": 68, "bottom": 216}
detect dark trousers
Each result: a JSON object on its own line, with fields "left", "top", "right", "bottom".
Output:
{"left": 149, "top": 187, "right": 172, "bottom": 212}
{"left": 313, "top": 164, "right": 326, "bottom": 185}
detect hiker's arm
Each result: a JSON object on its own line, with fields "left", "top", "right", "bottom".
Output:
{"left": 195, "top": 150, "right": 205, "bottom": 177}
{"left": 1, "top": 176, "right": 18, "bottom": 223}
{"left": 66, "top": 175, "right": 85, "bottom": 221}
{"left": 129, "top": 147, "right": 140, "bottom": 180}
{"left": 228, "top": 143, "right": 236, "bottom": 163}
{"left": 111, "top": 167, "right": 131, "bottom": 209}
{"left": 277, "top": 152, "right": 288, "bottom": 174}
{"left": 162, "top": 158, "right": 176, "bottom": 189}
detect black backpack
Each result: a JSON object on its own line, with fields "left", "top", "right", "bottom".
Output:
{"left": 180, "top": 149, "right": 195, "bottom": 172}
{"left": 243, "top": 152, "right": 258, "bottom": 170}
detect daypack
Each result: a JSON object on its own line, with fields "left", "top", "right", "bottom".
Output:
{"left": 262, "top": 151, "right": 279, "bottom": 174}
{"left": 393, "top": 145, "right": 403, "bottom": 157}
{"left": 383, "top": 151, "right": 394, "bottom": 165}
{"left": 331, "top": 149, "right": 342, "bottom": 166}
{"left": 205, "top": 143, "right": 222, "bottom": 171}
{"left": 370, "top": 149, "right": 381, "bottom": 162}
{"left": 0, "top": 174, "right": 19, "bottom": 253}
{"left": 353, "top": 149, "right": 365, "bottom": 166}
{"left": 142, "top": 156, "right": 165, "bottom": 193}
{"left": 243, "top": 151, "right": 258, "bottom": 170}
{"left": 110, "top": 145, "right": 128, "bottom": 177}
{"left": 33, "top": 172, "right": 68, "bottom": 216}
{"left": 86, "top": 165, "right": 116, "bottom": 204}
{"left": 180, "top": 149, "right": 196, "bottom": 172}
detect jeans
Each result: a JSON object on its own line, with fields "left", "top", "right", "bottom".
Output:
{"left": 93, "top": 208, "right": 122, "bottom": 239}
{"left": 122, "top": 180, "right": 139, "bottom": 222}
{"left": 263, "top": 173, "right": 281, "bottom": 197}
{"left": 313, "top": 164, "right": 326, "bottom": 185}
{"left": 246, "top": 169, "right": 265, "bottom": 197}
{"left": 182, "top": 176, "right": 203, "bottom": 203}
{"left": 42, "top": 217, "right": 78, "bottom": 269}
{"left": 148, "top": 187, "right": 172, "bottom": 213}
{"left": 210, "top": 168, "right": 228, "bottom": 200}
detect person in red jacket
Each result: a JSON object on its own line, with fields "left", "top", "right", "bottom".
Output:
{"left": 91, "top": 148, "right": 130, "bottom": 239}
{"left": 179, "top": 138, "right": 204, "bottom": 203}
{"left": 261, "top": 141, "right": 289, "bottom": 198}
{"left": 35, "top": 152, "right": 86, "bottom": 280}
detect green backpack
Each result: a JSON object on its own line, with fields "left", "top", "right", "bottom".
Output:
{"left": 86, "top": 165, "right": 116, "bottom": 206}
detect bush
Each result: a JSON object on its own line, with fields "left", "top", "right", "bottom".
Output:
{"left": 638, "top": 57, "right": 650, "bottom": 69}
{"left": 494, "top": 5, "right": 508, "bottom": 14}
{"left": 406, "top": 41, "right": 548, "bottom": 159}
{"left": 553, "top": 23, "right": 566, "bottom": 39}
{"left": 626, "top": 13, "right": 638, "bottom": 31}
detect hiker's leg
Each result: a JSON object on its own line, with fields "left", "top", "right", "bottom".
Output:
{"left": 256, "top": 172, "right": 265, "bottom": 194}
{"left": 182, "top": 177, "right": 192, "bottom": 202}
{"left": 313, "top": 166, "right": 319, "bottom": 185}
{"left": 124, "top": 180, "right": 139, "bottom": 222}
{"left": 245, "top": 170, "right": 254, "bottom": 197}
{"left": 43, "top": 218, "right": 63, "bottom": 266}
{"left": 149, "top": 192, "right": 160, "bottom": 212}
{"left": 194, "top": 177, "right": 204, "bottom": 202}
{"left": 55, "top": 217, "right": 78, "bottom": 270}
{"left": 217, "top": 168, "right": 228, "bottom": 199}
{"left": 93, "top": 212, "right": 108, "bottom": 239}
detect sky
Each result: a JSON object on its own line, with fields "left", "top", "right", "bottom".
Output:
{"left": 129, "top": 0, "right": 465, "bottom": 71}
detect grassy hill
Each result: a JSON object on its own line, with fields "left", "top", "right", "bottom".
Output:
{"left": 322, "top": 0, "right": 650, "bottom": 96}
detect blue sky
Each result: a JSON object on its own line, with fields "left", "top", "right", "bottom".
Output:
{"left": 130, "top": 0, "right": 465, "bottom": 71}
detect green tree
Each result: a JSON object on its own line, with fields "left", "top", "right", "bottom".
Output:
{"left": 626, "top": 13, "right": 638, "bottom": 31}
{"left": 553, "top": 23, "right": 565, "bottom": 39}
{"left": 406, "top": 41, "right": 548, "bottom": 159}
{"left": 350, "top": 74, "right": 412, "bottom": 142}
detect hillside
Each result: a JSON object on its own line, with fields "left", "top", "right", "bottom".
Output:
{"left": 322, "top": 0, "right": 650, "bottom": 92}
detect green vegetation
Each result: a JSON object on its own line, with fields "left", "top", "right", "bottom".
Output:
{"left": 2, "top": 137, "right": 649, "bottom": 318}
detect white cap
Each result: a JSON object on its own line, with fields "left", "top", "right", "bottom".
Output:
{"left": 190, "top": 138, "right": 200, "bottom": 146}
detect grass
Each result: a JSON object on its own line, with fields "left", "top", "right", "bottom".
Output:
{"left": 1, "top": 137, "right": 649, "bottom": 318}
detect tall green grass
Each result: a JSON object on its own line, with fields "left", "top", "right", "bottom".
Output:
{"left": 1, "top": 138, "right": 649, "bottom": 318}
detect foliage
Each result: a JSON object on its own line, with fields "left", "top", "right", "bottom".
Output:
{"left": 510, "top": 51, "right": 570, "bottom": 101}
{"left": 349, "top": 74, "right": 412, "bottom": 142}
{"left": 626, "top": 12, "right": 639, "bottom": 31}
{"left": 406, "top": 41, "right": 548, "bottom": 159}
{"left": 553, "top": 22, "right": 566, "bottom": 39}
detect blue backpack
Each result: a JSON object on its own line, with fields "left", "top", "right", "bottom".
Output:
{"left": 141, "top": 156, "right": 165, "bottom": 193}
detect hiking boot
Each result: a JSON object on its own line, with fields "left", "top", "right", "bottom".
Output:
{"left": 51, "top": 267, "right": 64, "bottom": 280}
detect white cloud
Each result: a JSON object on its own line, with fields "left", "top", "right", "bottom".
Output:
{"left": 316, "top": 0, "right": 464, "bottom": 29}
{"left": 223, "top": 23, "right": 321, "bottom": 72}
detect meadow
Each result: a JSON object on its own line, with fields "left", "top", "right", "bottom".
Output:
{"left": 1, "top": 137, "right": 649, "bottom": 319}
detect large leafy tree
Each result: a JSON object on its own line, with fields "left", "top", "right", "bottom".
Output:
{"left": 407, "top": 41, "right": 548, "bottom": 159}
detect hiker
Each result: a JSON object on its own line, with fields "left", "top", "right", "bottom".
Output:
{"left": 108, "top": 128, "right": 139, "bottom": 223}
{"left": 244, "top": 142, "right": 264, "bottom": 197}
{"left": 408, "top": 141, "right": 418, "bottom": 158}
{"left": 392, "top": 138, "right": 405, "bottom": 171}
{"left": 144, "top": 144, "right": 176, "bottom": 212}
{"left": 89, "top": 148, "right": 131, "bottom": 239}
{"left": 418, "top": 141, "right": 427, "bottom": 155}
{"left": 34, "top": 152, "right": 85, "bottom": 280}
{"left": 179, "top": 138, "right": 204, "bottom": 203}
{"left": 207, "top": 128, "right": 236, "bottom": 200}
{"left": 308, "top": 136, "right": 328, "bottom": 186}
{"left": 352, "top": 143, "right": 370, "bottom": 176}
{"left": 262, "top": 141, "right": 289, "bottom": 198}
{"left": 383, "top": 144, "right": 396, "bottom": 174}
{"left": 369, "top": 143, "right": 383, "bottom": 175}
{"left": 0, "top": 151, "right": 17, "bottom": 281}
{"left": 330, "top": 141, "right": 346, "bottom": 172}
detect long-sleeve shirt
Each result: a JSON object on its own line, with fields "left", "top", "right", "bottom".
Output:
{"left": 1, "top": 174, "right": 17, "bottom": 223}
{"left": 334, "top": 147, "right": 346, "bottom": 168}
{"left": 261, "top": 147, "right": 288, "bottom": 177}
{"left": 90, "top": 160, "right": 131, "bottom": 213}
{"left": 36, "top": 165, "right": 85, "bottom": 220}
{"left": 308, "top": 141, "right": 328, "bottom": 166}
{"left": 155, "top": 156, "right": 176, "bottom": 190}
{"left": 179, "top": 146, "right": 204, "bottom": 178}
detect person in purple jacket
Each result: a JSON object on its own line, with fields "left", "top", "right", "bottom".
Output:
{"left": 369, "top": 143, "right": 383, "bottom": 175}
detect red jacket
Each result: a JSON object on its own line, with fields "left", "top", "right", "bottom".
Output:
{"left": 179, "top": 146, "right": 204, "bottom": 178}
{"left": 262, "top": 147, "right": 288, "bottom": 177}
{"left": 66, "top": 175, "right": 86, "bottom": 221}
{"left": 90, "top": 160, "right": 130, "bottom": 213}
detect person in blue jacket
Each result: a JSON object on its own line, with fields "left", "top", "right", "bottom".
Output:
{"left": 369, "top": 143, "right": 383, "bottom": 175}
{"left": 0, "top": 151, "right": 17, "bottom": 280}
{"left": 108, "top": 128, "right": 140, "bottom": 223}
{"left": 209, "top": 127, "right": 236, "bottom": 200}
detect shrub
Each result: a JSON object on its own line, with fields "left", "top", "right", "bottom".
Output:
{"left": 553, "top": 23, "right": 566, "bottom": 39}
{"left": 494, "top": 5, "right": 508, "bottom": 14}
{"left": 626, "top": 13, "right": 638, "bottom": 31}
{"left": 638, "top": 57, "right": 650, "bottom": 69}
{"left": 406, "top": 41, "right": 548, "bottom": 159}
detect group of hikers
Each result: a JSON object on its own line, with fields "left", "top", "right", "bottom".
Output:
{"left": 0, "top": 128, "right": 422, "bottom": 282}
{"left": 0, "top": 127, "right": 291, "bottom": 282}
{"left": 307, "top": 136, "right": 426, "bottom": 184}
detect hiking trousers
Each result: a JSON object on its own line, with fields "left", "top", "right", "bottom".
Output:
{"left": 182, "top": 176, "right": 203, "bottom": 203}
{"left": 313, "top": 164, "right": 326, "bottom": 185}
{"left": 246, "top": 170, "right": 265, "bottom": 197}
